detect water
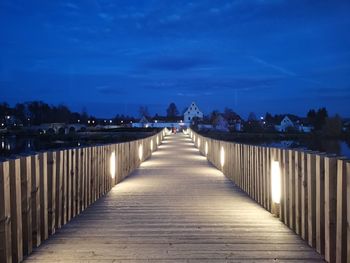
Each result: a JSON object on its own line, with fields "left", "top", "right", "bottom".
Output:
{"left": 0, "top": 130, "right": 156, "bottom": 161}
{"left": 257, "top": 139, "right": 350, "bottom": 158}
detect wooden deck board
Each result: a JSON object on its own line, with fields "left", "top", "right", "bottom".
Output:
{"left": 24, "top": 134, "right": 324, "bottom": 262}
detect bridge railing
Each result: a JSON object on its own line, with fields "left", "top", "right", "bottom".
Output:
{"left": 0, "top": 129, "right": 167, "bottom": 263}
{"left": 189, "top": 129, "right": 349, "bottom": 263}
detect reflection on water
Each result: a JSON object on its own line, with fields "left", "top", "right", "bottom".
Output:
{"left": 1, "top": 135, "right": 350, "bottom": 159}
{"left": 0, "top": 136, "right": 82, "bottom": 160}
{"left": 260, "top": 139, "right": 350, "bottom": 158}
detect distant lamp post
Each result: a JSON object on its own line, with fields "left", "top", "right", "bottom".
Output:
{"left": 88, "top": 120, "right": 91, "bottom": 124}
{"left": 121, "top": 120, "right": 124, "bottom": 124}
{"left": 110, "top": 120, "right": 112, "bottom": 123}
{"left": 6, "top": 116, "right": 10, "bottom": 120}
{"left": 78, "top": 119, "right": 80, "bottom": 123}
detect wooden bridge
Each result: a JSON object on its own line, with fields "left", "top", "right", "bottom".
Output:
{"left": 1, "top": 129, "right": 349, "bottom": 262}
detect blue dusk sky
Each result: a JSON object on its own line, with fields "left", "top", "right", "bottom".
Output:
{"left": 1, "top": 0, "right": 350, "bottom": 118}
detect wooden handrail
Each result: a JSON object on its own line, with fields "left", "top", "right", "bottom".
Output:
{"left": 0, "top": 129, "right": 166, "bottom": 263}
{"left": 189, "top": 129, "right": 349, "bottom": 263}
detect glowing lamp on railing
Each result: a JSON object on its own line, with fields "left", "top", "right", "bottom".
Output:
{"left": 110, "top": 151, "right": 116, "bottom": 179}
{"left": 150, "top": 140, "right": 153, "bottom": 151}
{"left": 271, "top": 160, "right": 281, "bottom": 204}
{"left": 220, "top": 146, "right": 225, "bottom": 167}
{"left": 138, "top": 144, "right": 143, "bottom": 161}
{"left": 205, "top": 141, "right": 208, "bottom": 156}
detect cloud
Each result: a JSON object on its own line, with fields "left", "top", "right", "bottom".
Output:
{"left": 249, "top": 56, "right": 296, "bottom": 76}
{"left": 142, "top": 56, "right": 214, "bottom": 71}
{"left": 62, "top": 2, "right": 79, "bottom": 9}
{"left": 96, "top": 86, "right": 125, "bottom": 94}
{"left": 98, "top": 13, "right": 114, "bottom": 22}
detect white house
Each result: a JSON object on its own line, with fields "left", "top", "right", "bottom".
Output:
{"left": 275, "top": 116, "right": 313, "bottom": 133}
{"left": 275, "top": 116, "right": 294, "bottom": 132}
{"left": 184, "top": 102, "right": 203, "bottom": 123}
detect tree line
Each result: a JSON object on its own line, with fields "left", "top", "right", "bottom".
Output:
{"left": 0, "top": 101, "right": 91, "bottom": 126}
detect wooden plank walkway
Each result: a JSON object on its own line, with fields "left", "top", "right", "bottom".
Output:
{"left": 25, "top": 133, "right": 324, "bottom": 262}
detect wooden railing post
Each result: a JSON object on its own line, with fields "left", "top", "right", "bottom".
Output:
{"left": 39, "top": 152, "right": 48, "bottom": 242}
{"left": 0, "top": 161, "right": 12, "bottom": 263}
{"left": 20, "top": 156, "right": 32, "bottom": 256}
{"left": 316, "top": 154, "right": 325, "bottom": 255}
{"left": 55, "top": 150, "right": 63, "bottom": 230}
{"left": 347, "top": 162, "right": 350, "bottom": 263}
{"left": 336, "top": 159, "right": 347, "bottom": 263}
{"left": 47, "top": 151, "right": 56, "bottom": 236}
{"left": 30, "top": 154, "right": 40, "bottom": 247}
{"left": 288, "top": 149, "right": 295, "bottom": 231}
{"left": 9, "top": 158, "right": 23, "bottom": 262}
{"left": 324, "top": 156, "right": 337, "bottom": 263}
{"left": 61, "top": 150, "right": 67, "bottom": 226}
{"left": 307, "top": 153, "right": 316, "bottom": 247}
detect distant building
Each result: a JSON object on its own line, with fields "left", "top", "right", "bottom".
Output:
{"left": 132, "top": 116, "right": 186, "bottom": 130}
{"left": 234, "top": 121, "right": 242, "bottom": 132}
{"left": 184, "top": 102, "right": 203, "bottom": 123}
{"left": 275, "top": 116, "right": 294, "bottom": 132}
{"left": 274, "top": 115, "right": 313, "bottom": 133}
{"left": 213, "top": 115, "right": 229, "bottom": 132}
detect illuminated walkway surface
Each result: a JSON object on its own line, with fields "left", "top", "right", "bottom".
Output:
{"left": 25, "top": 133, "right": 324, "bottom": 262}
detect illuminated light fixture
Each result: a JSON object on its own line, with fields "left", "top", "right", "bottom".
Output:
{"left": 150, "top": 140, "right": 153, "bottom": 151}
{"left": 88, "top": 120, "right": 91, "bottom": 124}
{"left": 271, "top": 160, "right": 281, "bottom": 204}
{"left": 220, "top": 146, "right": 225, "bottom": 167}
{"left": 198, "top": 138, "right": 201, "bottom": 147}
{"left": 110, "top": 151, "right": 116, "bottom": 178}
{"left": 205, "top": 141, "right": 208, "bottom": 155}
{"left": 138, "top": 144, "right": 143, "bottom": 161}
{"left": 110, "top": 120, "right": 112, "bottom": 123}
